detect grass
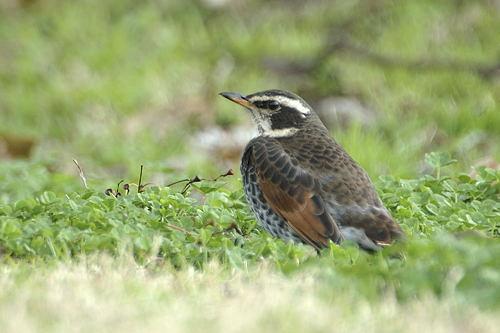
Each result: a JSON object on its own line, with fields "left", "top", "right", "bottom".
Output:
{"left": 0, "top": 0, "right": 499, "bottom": 331}
{"left": 1, "top": 0, "right": 498, "bottom": 177}
{"left": 1, "top": 257, "right": 499, "bottom": 333}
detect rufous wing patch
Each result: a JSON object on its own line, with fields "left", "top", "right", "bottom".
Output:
{"left": 257, "top": 167, "right": 343, "bottom": 251}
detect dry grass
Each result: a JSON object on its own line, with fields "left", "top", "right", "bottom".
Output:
{"left": 0, "top": 256, "right": 498, "bottom": 333}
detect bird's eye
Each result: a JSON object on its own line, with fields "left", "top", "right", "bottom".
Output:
{"left": 268, "top": 100, "right": 280, "bottom": 111}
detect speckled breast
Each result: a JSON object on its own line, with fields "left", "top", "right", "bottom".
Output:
{"left": 241, "top": 151, "right": 303, "bottom": 244}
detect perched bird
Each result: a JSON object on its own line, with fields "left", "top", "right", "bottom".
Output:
{"left": 219, "top": 89, "right": 404, "bottom": 251}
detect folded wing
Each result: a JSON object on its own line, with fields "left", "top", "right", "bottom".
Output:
{"left": 249, "top": 138, "right": 344, "bottom": 250}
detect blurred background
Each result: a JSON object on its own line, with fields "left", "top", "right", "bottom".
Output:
{"left": 0, "top": 0, "right": 499, "bottom": 195}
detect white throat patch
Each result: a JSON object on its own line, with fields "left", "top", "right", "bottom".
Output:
{"left": 250, "top": 112, "right": 299, "bottom": 138}
{"left": 263, "top": 127, "right": 299, "bottom": 138}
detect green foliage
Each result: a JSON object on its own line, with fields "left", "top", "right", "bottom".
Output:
{"left": 1, "top": 162, "right": 498, "bottom": 308}
{"left": 380, "top": 166, "right": 499, "bottom": 237}
{"left": 0, "top": 178, "right": 311, "bottom": 268}
{"left": 0, "top": 160, "right": 80, "bottom": 204}
{"left": 425, "top": 151, "right": 458, "bottom": 178}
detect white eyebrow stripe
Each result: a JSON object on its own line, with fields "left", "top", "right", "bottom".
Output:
{"left": 249, "top": 96, "right": 311, "bottom": 114}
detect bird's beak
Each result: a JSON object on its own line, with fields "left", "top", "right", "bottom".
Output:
{"left": 219, "top": 92, "right": 253, "bottom": 109}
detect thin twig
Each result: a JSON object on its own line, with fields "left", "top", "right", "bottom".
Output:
{"left": 138, "top": 165, "right": 144, "bottom": 193}
{"left": 165, "top": 178, "right": 191, "bottom": 187}
{"left": 166, "top": 169, "right": 235, "bottom": 195}
{"left": 116, "top": 180, "right": 124, "bottom": 194}
{"left": 106, "top": 168, "right": 235, "bottom": 197}
{"left": 181, "top": 176, "right": 201, "bottom": 195}
{"left": 72, "top": 159, "right": 89, "bottom": 189}
{"left": 165, "top": 222, "right": 196, "bottom": 236}
{"left": 212, "top": 169, "right": 235, "bottom": 181}
{"left": 212, "top": 222, "right": 246, "bottom": 236}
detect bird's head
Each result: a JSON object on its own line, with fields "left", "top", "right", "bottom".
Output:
{"left": 219, "top": 89, "right": 316, "bottom": 137}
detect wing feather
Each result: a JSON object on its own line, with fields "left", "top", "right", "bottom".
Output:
{"left": 250, "top": 138, "right": 343, "bottom": 250}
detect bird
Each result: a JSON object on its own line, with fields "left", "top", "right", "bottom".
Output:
{"left": 219, "top": 89, "right": 404, "bottom": 252}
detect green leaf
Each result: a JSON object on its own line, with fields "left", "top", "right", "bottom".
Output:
{"left": 39, "top": 191, "right": 57, "bottom": 204}
{"left": 425, "top": 152, "right": 457, "bottom": 170}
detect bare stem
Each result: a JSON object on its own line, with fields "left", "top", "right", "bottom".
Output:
{"left": 138, "top": 165, "right": 144, "bottom": 193}
{"left": 165, "top": 223, "right": 196, "bottom": 236}
{"left": 73, "top": 159, "right": 89, "bottom": 189}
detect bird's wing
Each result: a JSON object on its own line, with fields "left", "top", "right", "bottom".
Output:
{"left": 247, "top": 138, "right": 344, "bottom": 250}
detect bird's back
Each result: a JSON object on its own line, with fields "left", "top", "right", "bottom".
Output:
{"left": 273, "top": 125, "right": 403, "bottom": 250}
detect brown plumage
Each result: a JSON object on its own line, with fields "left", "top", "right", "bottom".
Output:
{"left": 220, "top": 89, "right": 404, "bottom": 251}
